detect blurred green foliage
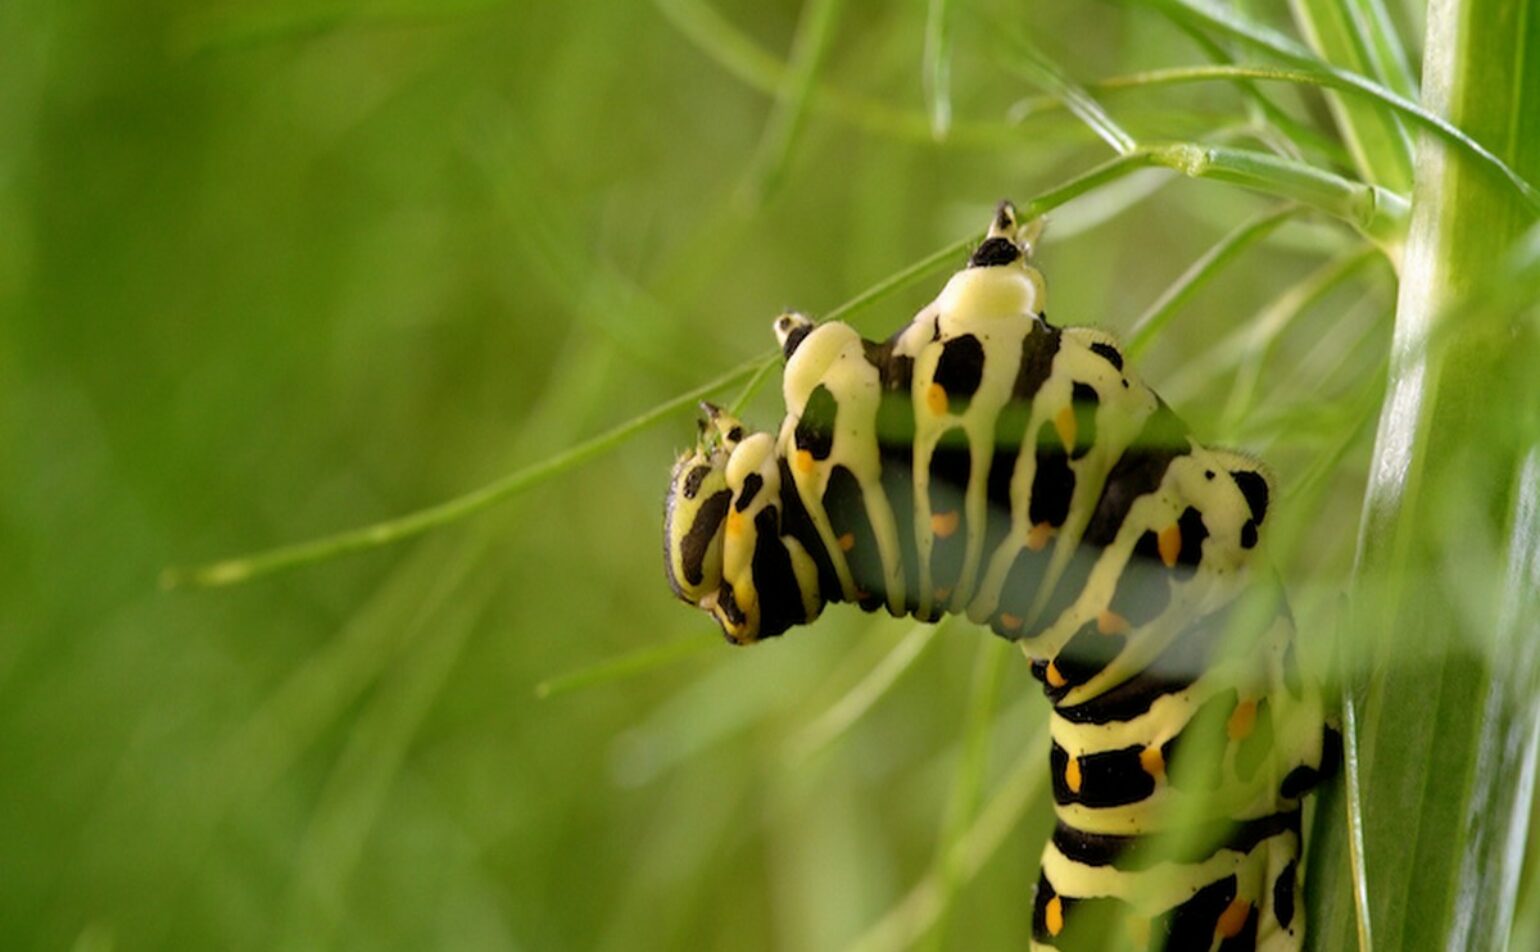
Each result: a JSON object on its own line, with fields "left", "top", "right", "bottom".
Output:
{"left": 3, "top": 1, "right": 1535, "bottom": 950}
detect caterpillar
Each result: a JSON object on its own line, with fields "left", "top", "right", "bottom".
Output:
{"left": 662, "top": 202, "right": 1335, "bottom": 951}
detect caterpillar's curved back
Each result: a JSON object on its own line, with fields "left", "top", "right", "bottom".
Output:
{"left": 662, "top": 202, "right": 1334, "bottom": 951}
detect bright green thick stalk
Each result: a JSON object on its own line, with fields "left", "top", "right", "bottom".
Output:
{"left": 1313, "top": 1, "right": 1540, "bottom": 949}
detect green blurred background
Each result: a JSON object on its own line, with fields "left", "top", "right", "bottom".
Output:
{"left": 1, "top": 1, "right": 1412, "bottom": 949}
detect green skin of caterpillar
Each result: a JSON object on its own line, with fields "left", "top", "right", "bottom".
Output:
{"left": 663, "top": 203, "right": 1331, "bottom": 952}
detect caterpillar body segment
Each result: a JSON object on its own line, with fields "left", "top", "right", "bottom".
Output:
{"left": 661, "top": 202, "right": 1333, "bottom": 950}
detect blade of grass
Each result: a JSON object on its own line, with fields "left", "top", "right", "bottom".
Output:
{"left": 786, "top": 618, "right": 945, "bottom": 762}
{"left": 922, "top": 0, "right": 953, "bottom": 139}
{"left": 845, "top": 707, "right": 1051, "bottom": 952}
{"left": 921, "top": 636, "right": 1009, "bottom": 952}
{"left": 1217, "top": 245, "right": 1379, "bottom": 434}
{"left": 166, "top": 150, "right": 1404, "bottom": 589}
{"left": 158, "top": 352, "right": 770, "bottom": 589}
{"left": 1286, "top": 0, "right": 1415, "bottom": 191}
{"left": 1000, "top": 33, "right": 1136, "bottom": 155}
{"left": 1093, "top": 64, "right": 1540, "bottom": 213}
{"left": 534, "top": 634, "right": 717, "bottom": 699}
{"left": 651, "top": 0, "right": 1017, "bottom": 147}
{"left": 278, "top": 567, "right": 497, "bottom": 948}
{"left": 1125, "top": 204, "right": 1298, "bottom": 358}
{"left": 1160, "top": 17, "right": 1337, "bottom": 164}
{"left": 743, "top": 0, "right": 847, "bottom": 203}
{"left": 1327, "top": 0, "right": 1540, "bottom": 946}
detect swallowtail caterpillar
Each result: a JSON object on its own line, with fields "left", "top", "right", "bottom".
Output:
{"left": 663, "top": 202, "right": 1337, "bottom": 951}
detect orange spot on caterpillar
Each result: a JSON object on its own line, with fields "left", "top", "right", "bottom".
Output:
{"left": 1140, "top": 745, "right": 1165, "bottom": 781}
{"left": 999, "top": 612, "right": 1023, "bottom": 632}
{"left": 1228, "top": 699, "right": 1258, "bottom": 740}
{"left": 795, "top": 449, "right": 816, "bottom": 474}
{"left": 926, "top": 382, "right": 949, "bottom": 416}
{"left": 1127, "top": 916, "right": 1151, "bottom": 947}
{"left": 1026, "top": 522, "right": 1055, "bottom": 551}
{"left": 934, "top": 587, "right": 952, "bottom": 601}
{"left": 1046, "top": 662, "right": 1067, "bottom": 688}
{"left": 1097, "top": 610, "right": 1129, "bottom": 635}
{"left": 1054, "top": 404, "right": 1077, "bottom": 449}
{"left": 1217, "top": 898, "right": 1251, "bottom": 939}
{"left": 726, "top": 512, "right": 744, "bottom": 536}
{"left": 1158, "top": 524, "right": 1182, "bottom": 568}
{"left": 931, "top": 510, "right": 960, "bottom": 538}
{"left": 837, "top": 532, "right": 856, "bottom": 552}
{"left": 1064, "top": 756, "right": 1082, "bottom": 794}
{"left": 1046, "top": 896, "right": 1065, "bottom": 936}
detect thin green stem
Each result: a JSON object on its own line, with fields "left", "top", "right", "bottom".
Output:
{"left": 1097, "top": 65, "right": 1540, "bottom": 211}
{"left": 165, "top": 148, "right": 1400, "bottom": 589}
{"left": 924, "top": 637, "right": 1009, "bottom": 951}
{"left": 534, "top": 635, "right": 716, "bottom": 699}
{"left": 743, "top": 0, "right": 847, "bottom": 202}
{"left": 922, "top": 0, "right": 953, "bottom": 139}
{"left": 159, "top": 354, "right": 769, "bottom": 589}
{"left": 1000, "top": 32, "right": 1136, "bottom": 155}
{"left": 1126, "top": 204, "right": 1299, "bottom": 358}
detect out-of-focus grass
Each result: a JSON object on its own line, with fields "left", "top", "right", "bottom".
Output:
{"left": 4, "top": 2, "right": 1536, "bottom": 951}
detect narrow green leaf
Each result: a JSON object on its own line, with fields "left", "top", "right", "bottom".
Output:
{"left": 922, "top": 0, "right": 954, "bottom": 139}
{"left": 1125, "top": 205, "right": 1298, "bottom": 357}
{"left": 1286, "top": 0, "right": 1415, "bottom": 190}
{"left": 1323, "top": 1, "right": 1540, "bottom": 948}
{"left": 743, "top": 0, "right": 848, "bottom": 203}
{"left": 923, "top": 636, "right": 1010, "bottom": 951}
{"left": 165, "top": 149, "right": 1401, "bottom": 590}
{"left": 1096, "top": 65, "right": 1540, "bottom": 213}
{"left": 158, "top": 353, "right": 771, "bottom": 590}
{"left": 534, "top": 635, "right": 716, "bottom": 699}
{"left": 787, "top": 619, "right": 944, "bottom": 761}
{"left": 651, "top": 0, "right": 1040, "bottom": 147}
{"left": 845, "top": 708, "right": 1051, "bottom": 952}
{"left": 1000, "top": 34, "right": 1136, "bottom": 155}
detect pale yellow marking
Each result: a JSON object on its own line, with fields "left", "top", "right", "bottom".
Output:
{"left": 795, "top": 449, "right": 816, "bottom": 474}
{"left": 1096, "top": 610, "right": 1129, "bottom": 635}
{"left": 1128, "top": 916, "right": 1151, "bottom": 947}
{"left": 999, "top": 612, "right": 1023, "bottom": 632}
{"left": 1026, "top": 521, "right": 1055, "bottom": 551}
{"left": 1054, "top": 404, "right": 1076, "bottom": 449}
{"left": 1045, "top": 662, "right": 1067, "bottom": 688}
{"left": 926, "top": 382, "right": 949, "bottom": 416}
{"left": 837, "top": 532, "right": 856, "bottom": 552}
{"left": 1217, "top": 898, "right": 1251, "bottom": 939}
{"left": 1158, "top": 524, "right": 1182, "bottom": 567}
{"left": 1046, "top": 896, "right": 1065, "bottom": 936}
{"left": 1140, "top": 745, "right": 1165, "bottom": 781}
{"left": 1064, "top": 756, "right": 1082, "bottom": 794}
{"left": 1228, "top": 698, "right": 1258, "bottom": 740}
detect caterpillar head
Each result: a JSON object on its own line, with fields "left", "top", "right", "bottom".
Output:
{"left": 935, "top": 200, "right": 1049, "bottom": 320}
{"left": 663, "top": 402, "right": 744, "bottom": 609}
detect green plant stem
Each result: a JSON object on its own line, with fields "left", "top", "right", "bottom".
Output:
{"left": 924, "top": 637, "right": 1010, "bottom": 952}
{"left": 922, "top": 0, "right": 953, "bottom": 139}
{"left": 165, "top": 148, "right": 1401, "bottom": 590}
{"left": 1126, "top": 204, "right": 1298, "bottom": 358}
{"left": 743, "top": 0, "right": 846, "bottom": 202}
{"left": 1286, "top": 0, "right": 1415, "bottom": 191}
{"left": 158, "top": 354, "right": 771, "bottom": 589}
{"left": 1094, "top": 65, "right": 1539, "bottom": 212}
{"left": 1322, "top": 0, "right": 1540, "bottom": 948}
